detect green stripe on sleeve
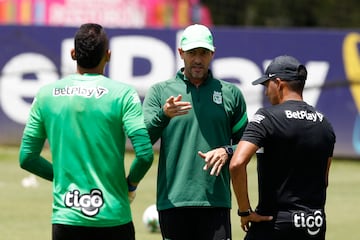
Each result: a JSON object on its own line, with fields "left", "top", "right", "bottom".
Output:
{"left": 232, "top": 112, "right": 248, "bottom": 134}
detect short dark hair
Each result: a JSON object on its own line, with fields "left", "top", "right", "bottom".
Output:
{"left": 286, "top": 79, "right": 305, "bottom": 92}
{"left": 74, "top": 23, "right": 109, "bottom": 69}
{"left": 286, "top": 65, "right": 307, "bottom": 92}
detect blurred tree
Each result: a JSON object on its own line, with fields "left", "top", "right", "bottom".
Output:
{"left": 202, "top": 0, "right": 360, "bottom": 28}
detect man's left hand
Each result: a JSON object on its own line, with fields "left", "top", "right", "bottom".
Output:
{"left": 198, "top": 148, "right": 228, "bottom": 176}
{"left": 240, "top": 212, "right": 273, "bottom": 232}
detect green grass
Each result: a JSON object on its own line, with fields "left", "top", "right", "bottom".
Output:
{"left": 1, "top": 146, "right": 359, "bottom": 239}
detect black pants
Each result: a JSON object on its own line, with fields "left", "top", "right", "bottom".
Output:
{"left": 245, "top": 210, "right": 326, "bottom": 240}
{"left": 52, "top": 222, "right": 135, "bottom": 240}
{"left": 159, "top": 207, "right": 231, "bottom": 240}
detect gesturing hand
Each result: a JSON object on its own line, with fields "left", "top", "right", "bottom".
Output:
{"left": 163, "top": 94, "right": 192, "bottom": 118}
{"left": 198, "top": 148, "right": 228, "bottom": 176}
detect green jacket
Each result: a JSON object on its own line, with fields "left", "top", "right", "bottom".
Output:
{"left": 143, "top": 69, "right": 248, "bottom": 211}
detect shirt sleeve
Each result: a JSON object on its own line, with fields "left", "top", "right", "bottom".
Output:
{"left": 230, "top": 85, "right": 248, "bottom": 144}
{"left": 241, "top": 108, "right": 270, "bottom": 147}
{"left": 122, "top": 87, "right": 154, "bottom": 183}
{"left": 142, "top": 84, "right": 171, "bottom": 144}
{"left": 127, "top": 128, "right": 154, "bottom": 183}
{"left": 122, "top": 88, "right": 147, "bottom": 136}
{"left": 19, "top": 134, "right": 53, "bottom": 181}
{"left": 23, "top": 96, "right": 47, "bottom": 139}
{"left": 18, "top": 93, "right": 53, "bottom": 181}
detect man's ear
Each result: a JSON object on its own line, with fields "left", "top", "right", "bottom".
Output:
{"left": 71, "top": 49, "right": 76, "bottom": 60}
{"left": 105, "top": 49, "right": 111, "bottom": 62}
{"left": 272, "top": 78, "right": 282, "bottom": 91}
{"left": 277, "top": 78, "right": 287, "bottom": 92}
{"left": 178, "top": 48, "right": 185, "bottom": 60}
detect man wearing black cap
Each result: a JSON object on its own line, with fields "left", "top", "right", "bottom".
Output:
{"left": 229, "top": 55, "right": 336, "bottom": 240}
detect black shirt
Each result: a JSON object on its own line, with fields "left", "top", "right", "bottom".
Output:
{"left": 242, "top": 100, "right": 336, "bottom": 215}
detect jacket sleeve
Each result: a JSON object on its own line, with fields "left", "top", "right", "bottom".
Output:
{"left": 230, "top": 85, "right": 248, "bottom": 144}
{"left": 121, "top": 87, "right": 154, "bottom": 183}
{"left": 127, "top": 128, "right": 154, "bottom": 183}
{"left": 19, "top": 134, "right": 53, "bottom": 181}
{"left": 142, "top": 84, "right": 171, "bottom": 144}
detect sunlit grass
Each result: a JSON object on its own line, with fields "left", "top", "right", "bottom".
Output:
{"left": 0, "top": 146, "right": 359, "bottom": 239}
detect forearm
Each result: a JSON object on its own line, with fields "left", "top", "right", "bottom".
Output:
{"left": 231, "top": 165, "right": 251, "bottom": 211}
{"left": 19, "top": 134, "right": 53, "bottom": 181}
{"left": 229, "top": 141, "right": 258, "bottom": 211}
{"left": 127, "top": 128, "right": 154, "bottom": 183}
{"left": 145, "top": 108, "right": 170, "bottom": 144}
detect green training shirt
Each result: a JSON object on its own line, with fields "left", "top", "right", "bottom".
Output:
{"left": 143, "top": 69, "right": 248, "bottom": 211}
{"left": 21, "top": 73, "right": 153, "bottom": 227}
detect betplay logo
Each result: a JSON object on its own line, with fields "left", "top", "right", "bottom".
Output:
{"left": 53, "top": 86, "right": 109, "bottom": 98}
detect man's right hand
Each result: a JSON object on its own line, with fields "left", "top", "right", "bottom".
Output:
{"left": 127, "top": 177, "right": 138, "bottom": 204}
{"left": 128, "top": 190, "right": 136, "bottom": 204}
{"left": 163, "top": 94, "right": 192, "bottom": 118}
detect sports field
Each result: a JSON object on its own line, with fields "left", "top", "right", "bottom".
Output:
{"left": 1, "top": 146, "right": 359, "bottom": 240}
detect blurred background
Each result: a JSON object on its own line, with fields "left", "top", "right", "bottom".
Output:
{"left": 1, "top": 0, "right": 359, "bottom": 158}
{"left": 0, "top": 0, "right": 359, "bottom": 28}
{"left": 0, "top": 1, "right": 359, "bottom": 240}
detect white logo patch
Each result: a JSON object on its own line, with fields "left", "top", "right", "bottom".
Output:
{"left": 250, "top": 114, "right": 266, "bottom": 124}
{"left": 53, "top": 86, "right": 109, "bottom": 98}
{"left": 285, "top": 110, "right": 323, "bottom": 122}
{"left": 64, "top": 189, "right": 104, "bottom": 217}
{"left": 213, "top": 91, "right": 222, "bottom": 104}
{"left": 293, "top": 210, "right": 324, "bottom": 236}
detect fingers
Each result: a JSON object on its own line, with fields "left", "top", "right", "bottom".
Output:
{"left": 167, "top": 105, "right": 192, "bottom": 117}
{"left": 200, "top": 151, "right": 213, "bottom": 172}
{"left": 174, "top": 94, "right": 182, "bottom": 101}
{"left": 258, "top": 215, "right": 273, "bottom": 222}
{"left": 164, "top": 95, "right": 192, "bottom": 118}
{"left": 240, "top": 213, "right": 273, "bottom": 232}
{"left": 242, "top": 222, "right": 250, "bottom": 232}
{"left": 209, "top": 158, "right": 224, "bottom": 176}
{"left": 198, "top": 151, "right": 206, "bottom": 159}
{"left": 167, "top": 95, "right": 175, "bottom": 104}
{"left": 249, "top": 212, "right": 273, "bottom": 223}
{"left": 199, "top": 150, "right": 226, "bottom": 176}
{"left": 240, "top": 218, "right": 250, "bottom": 232}
{"left": 166, "top": 95, "right": 183, "bottom": 104}
{"left": 213, "top": 161, "right": 224, "bottom": 176}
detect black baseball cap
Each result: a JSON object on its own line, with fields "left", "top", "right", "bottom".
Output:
{"left": 252, "top": 55, "right": 307, "bottom": 85}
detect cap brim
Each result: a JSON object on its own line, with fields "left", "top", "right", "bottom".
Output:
{"left": 181, "top": 42, "right": 215, "bottom": 52}
{"left": 252, "top": 76, "right": 270, "bottom": 85}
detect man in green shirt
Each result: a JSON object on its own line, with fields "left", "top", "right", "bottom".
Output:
{"left": 143, "top": 24, "right": 248, "bottom": 240}
{"left": 19, "top": 23, "right": 154, "bottom": 240}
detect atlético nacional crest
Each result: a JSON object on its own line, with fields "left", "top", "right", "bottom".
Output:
{"left": 213, "top": 91, "right": 222, "bottom": 104}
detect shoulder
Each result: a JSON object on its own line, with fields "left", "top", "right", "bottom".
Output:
{"left": 250, "top": 105, "right": 281, "bottom": 125}
{"left": 213, "top": 79, "right": 245, "bottom": 104}
{"left": 215, "top": 78, "right": 242, "bottom": 93}
{"left": 36, "top": 76, "right": 71, "bottom": 95}
{"left": 147, "top": 77, "right": 178, "bottom": 95}
{"left": 93, "top": 76, "right": 141, "bottom": 97}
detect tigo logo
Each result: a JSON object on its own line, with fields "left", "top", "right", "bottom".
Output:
{"left": 64, "top": 189, "right": 104, "bottom": 217}
{"left": 293, "top": 210, "right": 324, "bottom": 236}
